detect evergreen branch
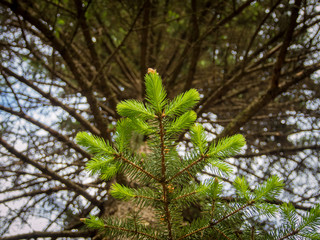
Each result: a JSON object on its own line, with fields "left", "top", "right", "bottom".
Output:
{"left": 172, "top": 183, "right": 207, "bottom": 203}
{"left": 83, "top": 216, "right": 160, "bottom": 239}
{"left": 177, "top": 201, "right": 255, "bottom": 239}
{"left": 86, "top": 156, "right": 116, "bottom": 175}
{"left": 159, "top": 115, "right": 167, "bottom": 180}
{"left": 190, "top": 123, "right": 207, "bottom": 154}
{"left": 110, "top": 183, "right": 161, "bottom": 202}
{"left": 274, "top": 204, "right": 320, "bottom": 240}
{"left": 117, "top": 99, "right": 156, "bottom": 119}
{"left": 212, "top": 227, "right": 232, "bottom": 240}
{"left": 277, "top": 229, "right": 300, "bottom": 240}
{"left": 74, "top": 69, "right": 317, "bottom": 239}
{"left": 166, "top": 111, "right": 197, "bottom": 135}
{"left": 114, "top": 118, "right": 134, "bottom": 151}
{"left": 234, "top": 176, "right": 251, "bottom": 201}
{"left": 203, "top": 177, "right": 223, "bottom": 200}
{"left": 281, "top": 203, "right": 299, "bottom": 229}
{"left": 208, "top": 134, "right": 246, "bottom": 159}
{"left": 117, "top": 154, "right": 160, "bottom": 182}
{"left": 205, "top": 170, "right": 313, "bottom": 211}
{"left": 167, "top": 155, "right": 206, "bottom": 182}
{"left": 103, "top": 224, "right": 161, "bottom": 240}
{"left": 299, "top": 204, "right": 320, "bottom": 231}
{"left": 145, "top": 70, "right": 167, "bottom": 113}
{"left": 211, "top": 201, "right": 255, "bottom": 227}
{"left": 110, "top": 183, "right": 136, "bottom": 201}
{"left": 76, "top": 132, "right": 115, "bottom": 156}
{"left": 208, "top": 160, "right": 233, "bottom": 176}
{"left": 254, "top": 175, "right": 284, "bottom": 201}
{"left": 131, "top": 118, "right": 155, "bottom": 135}
{"left": 99, "top": 163, "right": 122, "bottom": 181}
{"left": 177, "top": 224, "right": 209, "bottom": 240}
{"left": 135, "top": 195, "right": 161, "bottom": 202}
{"left": 165, "top": 89, "right": 200, "bottom": 117}
{"left": 173, "top": 190, "right": 198, "bottom": 202}
{"left": 161, "top": 182, "right": 173, "bottom": 240}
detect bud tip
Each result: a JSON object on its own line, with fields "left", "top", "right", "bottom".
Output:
{"left": 147, "top": 68, "right": 157, "bottom": 74}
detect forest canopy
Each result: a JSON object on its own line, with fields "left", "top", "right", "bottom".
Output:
{"left": 0, "top": 0, "right": 319, "bottom": 239}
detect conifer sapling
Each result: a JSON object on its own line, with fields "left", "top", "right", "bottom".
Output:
{"left": 76, "top": 69, "right": 320, "bottom": 240}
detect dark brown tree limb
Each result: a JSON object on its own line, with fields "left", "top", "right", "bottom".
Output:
{"left": 0, "top": 186, "right": 68, "bottom": 204}
{"left": 0, "top": 137, "right": 102, "bottom": 207}
{"left": 197, "top": 70, "right": 246, "bottom": 115}
{"left": 0, "top": 230, "right": 94, "bottom": 240}
{"left": 1, "top": 0, "right": 86, "bottom": 81}
{"left": 183, "top": 0, "right": 201, "bottom": 92}
{"left": 73, "top": 0, "right": 116, "bottom": 109}
{"left": 1, "top": 66, "right": 101, "bottom": 136}
{"left": 74, "top": 0, "right": 98, "bottom": 67}
{"left": 242, "top": 0, "right": 282, "bottom": 71}
{"left": 270, "top": 0, "right": 302, "bottom": 89}
{"left": 140, "top": 0, "right": 150, "bottom": 97}
{"left": 199, "top": 0, "right": 256, "bottom": 43}
{"left": 92, "top": 3, "right": 144, "bottom": 91}
{"left": 219, "top": 63, "right": 320, "bottom": 138}
{"left": 0, "top": 105, "right": 91, "bottom": 158}
{"left": 167, "top": 0, "right": 255, "bottom": 91}
{"left": 2, "top": 0, "right": 110, "bottom": 140}
{"left": 235, "top": 145, "right": 320, "bottom": 158}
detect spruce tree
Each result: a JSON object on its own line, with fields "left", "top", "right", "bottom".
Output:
{"left": 76, "top": 69, "right": 320, "bottom": 239}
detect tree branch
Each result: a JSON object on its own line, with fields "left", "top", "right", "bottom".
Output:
{"left": 1, "top": 230, "right": 94, "bottom": 240}
{"left": 2, "top": 0, "right": 110, "bottom": 140}
{"left": 140, "top": 0, "right": 150, "bottom": 97}
{"left": 1, "top": 63, "right": 101, "bottom": 136}
{"left": 236, "top": 145, "right": 320, "bottom": 158}
{"left": 0, "top": 105, "right": 91, "bottom": 158}
{"left": 219, "top": 63, "right": 320, "bottom": 138}
{"left": 0, "top": 137, "right": 102, "bottom": 207}
{"left": 270, "top": 0, "right": 302, "bottom": 89}
{"left": 0, "top": 186, "right": 68, "bottom": 204}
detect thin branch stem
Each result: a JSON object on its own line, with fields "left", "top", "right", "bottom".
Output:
{"left": 103, "top": 224, "right": 161, "bottom": 240}
{"left": 173, "top": 190, "right": 198, "bottom": 202}
{"left": 177, "top": 201, "right": 255, "bottom": 240}
{"left": 0, "top": 231, "right": 93, "bottom": 240}
{"left": 167, "top": 155, "right": 206, "bottom": 183}
{"left": 0, "top": 104, "right": 91, "bottom": 158}
{"left": 117, "top": 154, "right": 160, "bottom": 182}
{"left": 0, "top": 137, "right": 102, "bottom": 207}
{"left": 1, "top": 66, "right": 101, "bottom": 136}
{"left": 158, "top": 114, "right": 173, "bottom": 239}
{"left": 277, "top": 229, "right": 300, "bottom": 240}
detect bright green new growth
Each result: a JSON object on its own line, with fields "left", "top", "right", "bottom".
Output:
{"left": 76, "top": 70, "right": 320, "bottom": 240}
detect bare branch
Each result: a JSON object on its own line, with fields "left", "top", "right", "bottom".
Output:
{"left": 219, "top": 63, "right": 320, "bottom": 138}
{"left": 1, "top": 230, "right": 94, "bottom": 240}
{"left": 270, "top": 0, "right": 303, "bottom": 89}
{"left": 1, "top": 65, "right": 101, "bottom": 136}
{"left": 0, "top": 105, "right": 91, "bottom": 158}
{"left": 0, "top": 137, "right": 102, "bottom": 207}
